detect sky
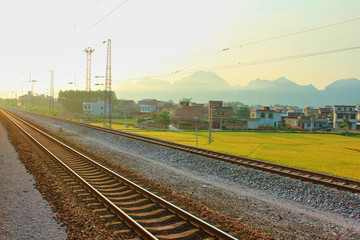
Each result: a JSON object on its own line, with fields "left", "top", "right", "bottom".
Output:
{"left": 0, "top": 0, "right": 360, "bottom": 99}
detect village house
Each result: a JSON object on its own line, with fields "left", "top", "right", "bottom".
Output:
{"left": 333, "top": 105, "right": 358, "bottom": 130}
{"left": 82, "top": 101, "right": 111, "bottom": 116}
{"left": 250, "top": 106, "right": 281, "bottom": 128}
{"left": 318, "top": 106, "right": 333, "bottom": 119}
{"left": 118, "top": 99, "right": 140, "bottom": 118}
{"left": 303, "top": 106, "right": 318, "bottom": 116}
{"left": 138, "top": 99, "right": 161, "bottom": 116}
{"left": 172, "top": 101, "right": 207, "bottom": 122}
{"left": 285, "top": 115, "right": 328, "bottom": 130}
{"left": 209, "top": 101, "right": 233, "bottom": 129}
{"left": 287, "top": 106, "right": 302, "bottom": 113}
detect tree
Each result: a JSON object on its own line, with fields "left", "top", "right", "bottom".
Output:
{"left": 157, "top": 109, "right": 172, "bottom": 128}
{"left": 233, "top": 106, "right": 250, "bottom": 119}
{"left": 58, "top": 90, "right": 117, "bottom": 113}
{"left": 226, "top": 116, "right": 239, "bottom": 123}
{"left": 339, "top": 118, "right": 351, "bottom": 129}
{"left": 150, "top": 112, "right": 158, "bottom": 121}
{"left": 137, "top": 117, "right": 146, "bottom": 123}
{"left": 179, "top": 97, "right": 192, "bottom": 103}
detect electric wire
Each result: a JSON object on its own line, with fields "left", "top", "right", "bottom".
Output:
{"left": 30, "top": 0, "right": 102, "bottom": 71}
{"left": 33, "top": 0, "right": 129, "bottom": 72}
{"left": 120, "top": 45, "right": 360, "bottom": 81}
{"left": 128, "top": 16, "right": 360, "bottom": 71}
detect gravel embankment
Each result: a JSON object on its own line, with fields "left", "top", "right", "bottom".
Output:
{"left": 0, "top": 121, "right": 67, "bottom": 239}
{"left": 11, "top": 109, "right": 360, "bottom": 239}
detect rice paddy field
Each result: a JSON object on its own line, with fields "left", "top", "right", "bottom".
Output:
{"left": 133, "top": 131, "right": 360, "bottom": 181}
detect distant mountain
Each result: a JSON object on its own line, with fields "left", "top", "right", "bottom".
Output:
{"left": 237, "top": 77, "right": 320, "bottom": 106}
{"left": 321, "top": 78, "right": 360, "bottom": 104}
{"left": 115, "top": 71, "right": 360, "bottom": 106}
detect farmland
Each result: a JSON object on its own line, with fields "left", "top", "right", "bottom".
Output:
{"left": 133, "top": 131, "right": 360, "bottom": 181}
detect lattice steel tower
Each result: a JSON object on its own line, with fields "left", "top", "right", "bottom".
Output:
{"left": 103, "top": 39, "right": 112, "bottom": 128}
{"left": 84, "top": 47, "right": 95, "bottom": 117}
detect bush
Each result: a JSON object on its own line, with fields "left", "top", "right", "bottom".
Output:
{"left": 180, "top": 122, "right": 192, "bottom": 126}
{"left": 137, "top": 117, "right": 146, "bottom": 123}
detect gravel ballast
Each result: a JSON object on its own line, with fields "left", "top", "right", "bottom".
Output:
{"left": 10, "top": 109, "right": 360, "bottom": 239}
{"left": 0, "top": 120, "right": 67, "bottom": 239}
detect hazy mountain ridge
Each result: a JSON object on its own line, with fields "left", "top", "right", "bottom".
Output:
{"left": 116, "top": 71, "right": 360, "bottom": 106}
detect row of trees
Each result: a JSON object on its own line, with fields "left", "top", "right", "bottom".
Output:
{"left": 58, "top": 90, "right": 117, "bottom": 113}
{"left": 137, "top": 109, "right": 172, "bottom": 128}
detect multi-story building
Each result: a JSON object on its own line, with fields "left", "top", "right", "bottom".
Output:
{"left": 318, "top": 106, "right": 333, "bottom": 119}
{"left": 250, "top": 106, "right": 281, "bottom": 127}
{"left": 303, "top": 106, "right": 318, "bottom": 116}
{"left": 138, "top": 99, "right": 161, "bottom": 116}
{"left": 209, "top": 101, "right": 233, "bottom": 129}
{"left": 118, "top": 99, "right": 140, "bottom": 118}
{"left": 172, "top": 101, "right": 207, "bottom": 122}
{"left": 83, "top": 101, "right": 111, "bottom": 116}
{"left": 333, "top": 105, "right": 358, "bottom": 130}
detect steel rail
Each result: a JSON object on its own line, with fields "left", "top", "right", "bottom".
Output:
{"left": 14, "top": 108, "right": 359, "bottom": 194}
{"left": 2, "top": 109, "right": 238, "bottom": 240}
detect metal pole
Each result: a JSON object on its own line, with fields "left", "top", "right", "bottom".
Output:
{"left": 30, "top": 72, "right": 33, "bottom": 95}
{"left": 125, "top": 111, "right": 127, "bottom": 128}
{"left": 50, "top": 69, "right": 54, "bottom": 115}
{"left": 196, "top": 126, "right": 198, "bottom": 147}
{"left": 104, "top": 39, "right": 112, "bottom": 128}
{"left": 84, "top": 47, "right": 95, "bottom": 120}
{"left": 209, "top": 106, "right": 213, "bottom": 145}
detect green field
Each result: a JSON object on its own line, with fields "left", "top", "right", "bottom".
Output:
{"left": 134, "top": 131, "right": 360, "bottom": 180}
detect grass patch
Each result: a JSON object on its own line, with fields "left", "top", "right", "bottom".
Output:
{"left": 133, "top": 131, "right": 360, "bottom": 181}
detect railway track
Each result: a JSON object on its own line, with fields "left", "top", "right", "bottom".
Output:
{"left": 9, "top": 108, "right": 360, "bottom": 194}
{"left": 1, "top": 109, "right": 237, "bottom": 240}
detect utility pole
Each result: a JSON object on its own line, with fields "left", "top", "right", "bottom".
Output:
{"left": 209, "top": 106, "right": 213, "bottom": 144}
{"left": 196, "top": 126, "right": 198, "bottom": 147}
{"left": 30, "top": 72, "right": 33, "bottom": 95}
{"left": 50, "top": 69, "right": 54, "bottom": 115}
{"left": 103, "top": 39, "right": 112, "bottom": 128}
{"left": 84, "top": 47, "right": 95, "bottom": 119}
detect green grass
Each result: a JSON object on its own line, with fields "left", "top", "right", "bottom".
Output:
{"left": 133, "top": 131, "right": 360, "bottom": 180}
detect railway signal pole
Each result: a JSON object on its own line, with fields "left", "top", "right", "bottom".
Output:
{"left": 103, "top": 39, "right": 112, "bottom": 128}
{"left": 49, "top": 69, "right": 54, "bottom": 115}
{"left": 84, "top": 47, "right": 95, "bottom": 119}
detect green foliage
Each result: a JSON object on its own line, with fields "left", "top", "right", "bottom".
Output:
{"left": 0, "top": 98, "right": 18, "bottom": 107}
{"left": 58, "top": 90, "right": 117, "bottom": 113}
{"left": 137, "top": 117, "right": 146, "bottom": 123}
{"left": 233, "top": 106, "right": 250, "bottom": 119}
{"left": 150, "top": 112, "right": 158, "bottom": 121}
{"left": 180, "top": 122, "right": 192, "bottom": 126}
{"left": 339, "top": 118, "right": 351, "bottom": 129}
{"left": 179, "top": 97, "right": 192, "bottom": 103}
{"left": 306, "top": 112, "right": 318, "bottom": 117}
{"left": 223, "top": 101, "right": 245, "bottom": 107}
{"left": 226, "top": 116, "right": 239, "bottom": 123}
{"left": 156, "top": 109, "right": 172, "bottom": 127}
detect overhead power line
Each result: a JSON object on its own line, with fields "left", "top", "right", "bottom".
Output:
{"left": 121, "top": 45, "right": 360, "bottom": 81}
{"left": 129, "top": 16, "right": 360, "bottom": 71}
{"left": 31, "top": 0, "right": 101, "bottom": 71}
{"left": 33, "top": 0, "right": 129, "bottom": 72}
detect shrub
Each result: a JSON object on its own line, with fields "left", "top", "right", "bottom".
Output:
{"left": 180, "top": 122, "right": 192, "bottom": 126}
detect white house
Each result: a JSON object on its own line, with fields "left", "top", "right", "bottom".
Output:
{"left": 333, "top": 105, "right": 358, "bottom": 130}
{"left": 285, "top": 116, "right": 328, "bottom": 130}
{"left": 83, "top": 101, "right": 111, "bottom": 116}
{"left": 140, "top": 105, "right": 155, "bottom": 114}
{"left": 250, "top": 106, "right": 282, "bottom": 128}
